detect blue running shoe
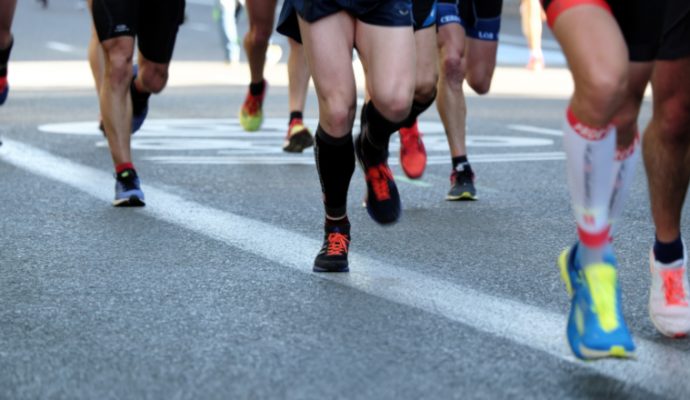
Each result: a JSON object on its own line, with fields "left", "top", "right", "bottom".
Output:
{"left": 113, "top": 168, "right": 145, "bottom": 207}
{"left": 130, "top": 65, "right": 148, "bottom": 134}
{"left": 558, "top": 244, "right": 635, "bottom": 360}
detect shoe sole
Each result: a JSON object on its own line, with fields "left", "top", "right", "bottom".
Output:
{"left": 313, "top": 263, "right": 349, "bottom": 273}
{"left": 239, "top": 111, "right": 263, "bottom": 132}
{"left": 283, "top": 129, "right": 314, "bottom": 153}
{"left": 113, "top": 196, "right": 146, "bottom": 207}
{"left": 446, "top": 192, "right": 478, "bottom": 201}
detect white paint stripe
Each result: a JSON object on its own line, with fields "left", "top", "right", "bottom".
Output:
{"left": 143, "top": 152, "right": 566, "bottom": 165}
{"left": 2, "top": 139, "right": 688, "bottom": 397}
{"left": 394, "top": 175, "right": 433, "bottom": 188}
{"left": 508, "top": 124, "right": 563, "bottom": 136}
{"left": 46, "top": 41, "right": 78, "bottom": 53}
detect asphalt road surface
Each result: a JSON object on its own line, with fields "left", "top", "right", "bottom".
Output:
{"left": 2, "top": 1, "right": 689, "bottom": 399}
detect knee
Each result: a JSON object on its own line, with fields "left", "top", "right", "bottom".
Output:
{"left": 139, "top": 64, "right": 168, "bottom": 94}
{"left": 246, "top": 24, "right": 272, "bottom": 47}
{"left": 105, "top": 53, "right": 133, "bottom": 90}
{"left": 102, "top": 39, "right": 134, "bottom": 89}
{"left": 375, "top": 90, "right": 413, "bottom": 123}
{"left": 440, "top": 54, "right": 465, "bottom": 90}
{"left": 576, "top": 68, "right": 628, "bottom": 124}
{"left": 415, "top": 72, "right": 439, "bottom": 104}
{"left": 322, "top": 98, "right": 356, "bottom": 135}
{"left": 657, "top": 97, "right": 690, "bottom": 143}
{"left": 466, "top": 73, "right": 492, "bottom": 95}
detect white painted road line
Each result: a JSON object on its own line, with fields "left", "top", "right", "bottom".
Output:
{"left": 46, "top": 41, "right": 79, "bottom": 54}
{"left": 508, "top": 124, "right": 563, "bottom": 136}
{"left": 1, "top": 139, "right": 688, "bottom": 397}
{"left": 142, "top": 152, "right": 566, "bottom": 165}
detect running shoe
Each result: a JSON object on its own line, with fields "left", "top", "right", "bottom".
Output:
{"left": 558, "top": 245, "right": 635, "bottom": 360}
{"left": 282, "top": 118, "right": 314, "bottom": 153}
{"left": 399, "top": 120, "right": 427, "bottom": 179}
{"left": 313, "top": 223, "right": 350, "bottom": 272}
{"left": 446, "top": 165, "right": 477, "bottom": 201}
{"left": 649, "top": 245, "right": 690, "bottom": 338}
{"left": 130, "top": 65, "right": 148, "bottom": 134}
{"left": 239, "top": 80, "right": 267, "bottom": 132}
{"left": 527, "top": 56, "right": 545, "bottom": 71}
{"left": 113, "top": 168, "right": 145, "bottom": 207}
{"left": 0, "top": 76, "right": 8, "bottom": 105}
{"left": 354, "top": 133, "right": 401, "bottom": 225}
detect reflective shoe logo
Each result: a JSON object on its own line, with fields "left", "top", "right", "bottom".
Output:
{"left": 661, "top": 268, "right": 689, "bottom": 306}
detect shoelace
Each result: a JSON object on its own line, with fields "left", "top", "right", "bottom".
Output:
{"left": 326, "top": 232, "right": 349, "bottom": 256}
{"left": 400, "top": 125, "right": 422, "bottom": 156}
{"left": 661, "top": 268, "right": 689, "bottom": 306}
{"left": 366, "top": 164, "right": 393, "bottom": 201}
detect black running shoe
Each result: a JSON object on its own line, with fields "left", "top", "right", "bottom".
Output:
{"left": 314, "top": 223, "right": 350, "bottom": 272}
{"left": 113, "top": 168, "right": 145, "bottom": 207}
{"left": 446, "top": 165, "right": 477, "bottom": 201}
{"left": 354, "top": 133, "right": 401, "bottom": 224}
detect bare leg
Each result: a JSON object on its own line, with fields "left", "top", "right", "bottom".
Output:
{"left": 643, "top": 57, "right": 690, "bottom": 242}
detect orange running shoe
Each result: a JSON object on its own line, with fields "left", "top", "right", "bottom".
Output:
{"left": 239, "top": 80, "right": 267, "bottom": 131}
{"left": 399, "top": 120, "right": 427, "bottom": 179}
{"left": 283, "top": 118, "right": 314, "bottom": 153}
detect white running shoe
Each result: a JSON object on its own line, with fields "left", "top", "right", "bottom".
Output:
{"left": 649, "top": 245, "right": 690, "bottom": 338}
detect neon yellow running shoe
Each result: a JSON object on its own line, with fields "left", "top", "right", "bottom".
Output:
{"left": 239, "top": 80, "right": 267, "bottom": 132}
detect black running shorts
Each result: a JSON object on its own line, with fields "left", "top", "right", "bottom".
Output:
{"left": 92, "top": 0, "right": 186, "bottom": 64}
{"left": 413, "top": 0, "right": 437, "bottom": 31}
{"left": 277, "top": 0, "right": 414, "bottom": 43}
{"left": 437, "top": 0, "right": 502, "bottom": 41}
{"left": 541, "top": 0, "right": 689, "bottom": 62}
{"left": 288, "top": 0, "right": 413, "bottom": 26}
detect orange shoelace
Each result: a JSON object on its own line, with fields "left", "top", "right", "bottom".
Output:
{"left": 400, "top": 124, "right": 421, "bottom": 156}
{"left": 662, "top": 268, "right": 689, "bottom": 306}
{"left": 326, "top": 232, "right": 349, "bottom": 256}
{"left": 366, "top": 164, "right": 393, "bottom": 201}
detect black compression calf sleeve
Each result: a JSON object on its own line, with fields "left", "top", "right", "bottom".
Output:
{"left": 401, "top": 92, "right": 436, "bottom": 128}
{"left": 130, "top": 79, "right": 151, "bottom": 115}
{"left": 314, "top": 126, "right": 355, "bottom": 218}
{"left": 362, "top": 101, "right": 402, "bottom": 149}
{"left": 0, "top": 37, "right": 13, "bottom": 77}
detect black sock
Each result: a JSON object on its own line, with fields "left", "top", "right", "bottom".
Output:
{"left": 654, "top": 235, "right": 684, "bottom": 263}
{"left": 0, "top": 37, "right": 13, "bottom": 77}
{"left": 452, "top": 155, "right": 469, "bottom": 171}
{"left": 289, "top": 111, "right": 303, "bottom": 124}
{"left": 325, "top": 215, "right": 350, "bottom": 228}
{"left": 249, "top": 80, "right": 265, "bottom": 96}
{"left": 401, "top": 93, "right": 436, "bottom": 128}
{"left": 315, "top": 125, "right": 355, "bottom": 218}
{"left": 130, "top": 79, "right": 151, "bottom": 116}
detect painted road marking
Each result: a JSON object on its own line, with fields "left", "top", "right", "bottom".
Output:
{"left": 38, "top": 119, "right": 561, "bottom": 166}
{"left": 1, "top": 138, "right": 687, "bottom": 398}
{"left": 46, "top": 41, "right": 79, "bottom": 54}
{"left": 508, "top": 124, "right": 563, "bottom": 136}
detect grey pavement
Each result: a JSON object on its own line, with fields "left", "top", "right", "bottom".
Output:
{"left": 1, "top": 1, "right": 689, "bottom": 399}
